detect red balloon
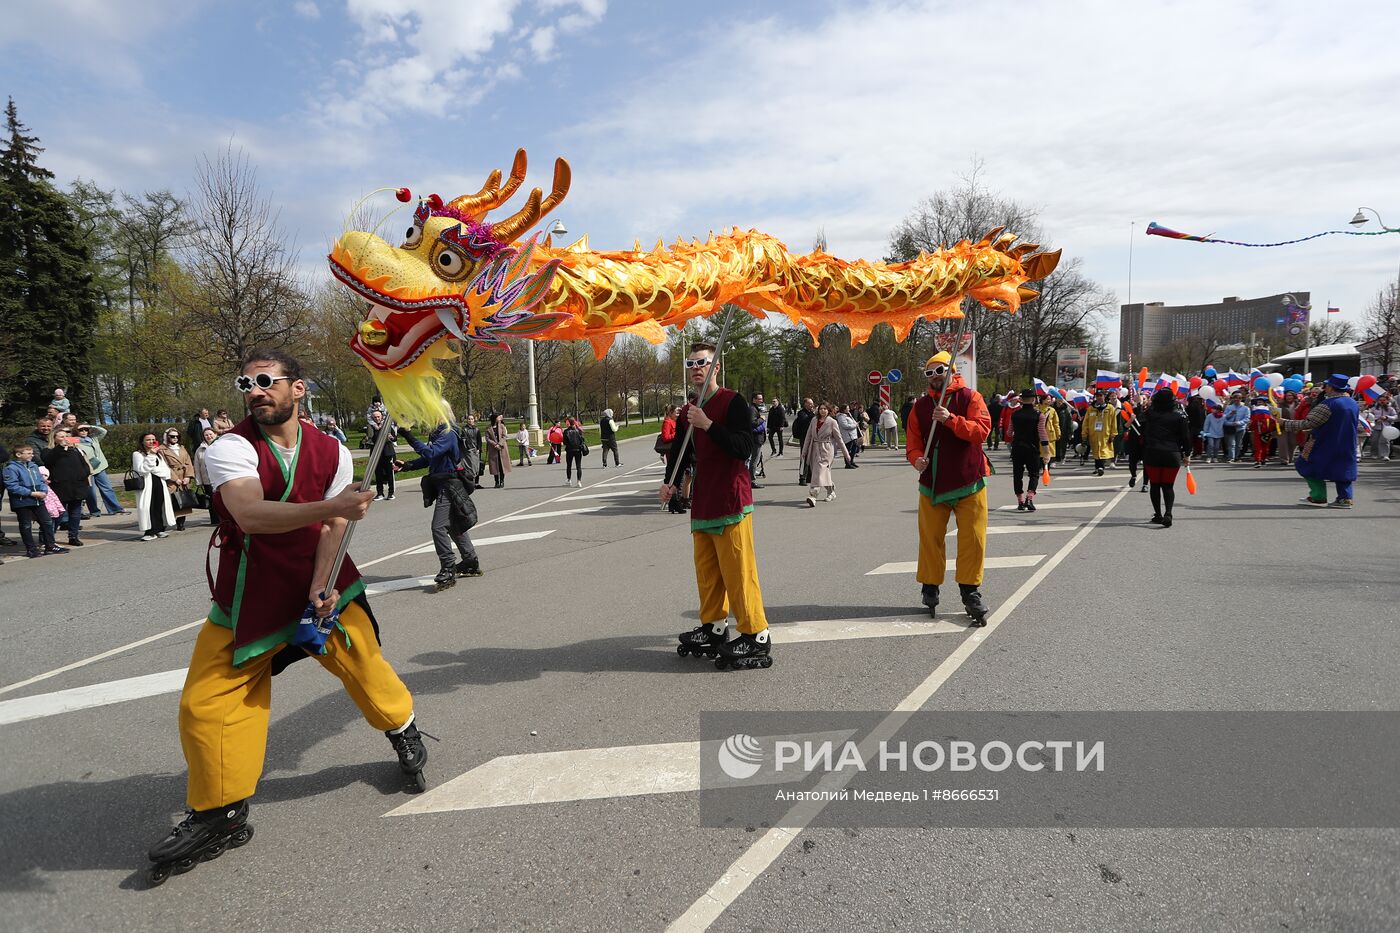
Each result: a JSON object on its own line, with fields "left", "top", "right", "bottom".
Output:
{"left": 1212, "top": 379, "right": 1227, "bottom": 395}
{"left": 1356, "top": 374, "right": 1377, "bottom": 394}
{"left": 1189, "top": 376, "right": 1203, "bottom": 390}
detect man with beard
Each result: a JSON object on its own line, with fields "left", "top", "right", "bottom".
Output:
{"left": 905, "top": 351, "right": 993, "bottom": 626}
{"left": 147, "top": 350, "right": 426, "bottom": 882}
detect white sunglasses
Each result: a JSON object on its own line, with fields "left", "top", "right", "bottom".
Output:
{"left": 684, "top": 358, "right": 714, "bottom": 370}
{"left": 236, "top": 373, "right": 294, "bottom": 393}
{"left": 923, "top": 364, "right": 949, "bottom": 378}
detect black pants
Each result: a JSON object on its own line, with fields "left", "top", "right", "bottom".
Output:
{"left": 566, "top": 450, "right": 583, "bottom": 481}
{"left": 145, "top": 491, "right": 168, "bottom": 534}
{"left": 15, "top": 506, "right": 55, "bottom": 552}
{"left": 1010, "top": 447, "right": 1042, "bottom": 496}
{"left": 601, "top": 439, "right": 619, "bottom": 466}
{"left": 374, "top": 460, "right": 395, "bottom": 498}
{"left": 1126, "top": 450, "right": 1142, "bottom": 482}
{"left": 768, "top": 429, "right": 784, "bottom": 455}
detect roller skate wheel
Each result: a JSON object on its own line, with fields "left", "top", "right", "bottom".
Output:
{"left": 200, "top": 840, "right": 227, "bottom": 862}
{"left": 147, "top": 864, "right": 170, "bottom": 886}
{"left": 759, "top": 657, "right": 773, "bottom": 669}
{"left": 714, "top": 658, "right": 729, "bottom": 671}
{"left": 229, "top": 825, "right": 254, "bottom": 848}
{"left": 676, "top": 645, "right": 689, "bottom": 657}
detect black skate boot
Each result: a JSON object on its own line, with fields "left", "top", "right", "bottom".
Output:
{"left": 678, "top": 621, "right": 727, "bottom": 659}
{"left": 147, "top": 799, "right": 253, "bottom": 886}
{"left": 1024, "top": 493, "right": 1037, "bottom": 513}
{"left": 455, "top": 558, "right": 483, "bottom": 577}
{"left": 387, "top": 720, "right": 429, "bottom": 792}
{"left": 920, "top": 583, "right": 939, "bottom": 618}
{"left": 433, "top": 564, "right": 456, "bottom": 592}
{"left": 958, "top": 583, "right": 990, "bottom": 628}
{"left": 714, "top": 629, "right": 773, "bottom": 671}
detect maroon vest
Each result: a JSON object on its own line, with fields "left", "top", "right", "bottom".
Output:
{"left": 208, "top": 417, "right": 361, "bottom": 665}
{"left": 684, "top": 387, "right": 752, "bottom": 524}
{"left": 915, "top": 388, "right": 987, "bottom": 499}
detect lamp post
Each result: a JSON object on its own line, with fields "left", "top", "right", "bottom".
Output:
{"left": 525, "top": 218, "right": 569, "bottom": 444}
{"left": 1350, "top": 208, "right": 1400, "bottom": 376}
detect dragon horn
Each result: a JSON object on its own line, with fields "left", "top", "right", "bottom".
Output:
{"left": 447, "top": 149, "right": 528, "bottom": 218}
{"left": 491, "top": 158, "right": 571, "bottom": 243}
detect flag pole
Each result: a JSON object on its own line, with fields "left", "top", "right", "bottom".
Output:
{"left": 922, "top": 309, "right": 973, "bottom": 462}
{"left": 664, "top": 304, "right": 739, "bottom": 491}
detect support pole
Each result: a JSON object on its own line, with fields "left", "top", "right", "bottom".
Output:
{"left": 922, "top": 310, "right": 973, "bottom": 462}
{"left": 320, "top": 415, "right": 395, "bottom": 596}
{"left": 664, "top": 305, "right": 739, "bottom": 490}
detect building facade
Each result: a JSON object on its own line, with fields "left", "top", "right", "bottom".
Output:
{"left": 1119, "top": 292, "right": 1310, "bottom": 361}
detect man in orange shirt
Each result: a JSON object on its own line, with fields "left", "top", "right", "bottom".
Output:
{"left": 905, "top": 351, "right": 993, "bottom": 625}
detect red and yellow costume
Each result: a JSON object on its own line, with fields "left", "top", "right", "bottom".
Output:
{"left": 669, "top": 387, "right": 768, "bottom": 636}
{"left": 905, "top": 362, "right": 993, "bottom": 589}
{"left": 179, "top": 418, "right": 414, "bottom": 810}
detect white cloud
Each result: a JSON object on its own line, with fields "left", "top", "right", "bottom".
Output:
{"left": 293, "top": 0, "right": 321, "bottom": 19}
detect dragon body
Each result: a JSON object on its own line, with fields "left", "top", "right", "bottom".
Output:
{"left": 329, "top": 150, "right": 1060, "bottom": 427}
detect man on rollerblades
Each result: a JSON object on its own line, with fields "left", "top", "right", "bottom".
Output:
{"left": 905, "top": 351, "right": 993, "bottom": 626}
{"left": 660, "top": 342, "right": 773, "bottom": 670}
{"left": 147, "top": 350, "right": 427, "bottom": 885}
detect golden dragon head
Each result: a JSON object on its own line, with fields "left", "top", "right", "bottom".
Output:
{"left": 328, "top": 150, "right": 569, "bottom": 426}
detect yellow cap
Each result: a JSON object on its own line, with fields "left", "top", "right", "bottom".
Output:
{"left": 925, "top": 351, "right": 953, "bottom": 369}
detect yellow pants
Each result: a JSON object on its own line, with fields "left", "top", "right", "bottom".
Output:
{"left": 178, "top": 601, "right": 414, "bottom": 810}
{"left": 693, "top": 514, "right": 768, "bottom": 634}
{"left": 917, "top": 488, "right": 988, "bottom": 587}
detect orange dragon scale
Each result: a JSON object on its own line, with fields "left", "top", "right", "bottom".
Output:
{"left": 330, "top": 150, "right": 1060, "bottom": 427}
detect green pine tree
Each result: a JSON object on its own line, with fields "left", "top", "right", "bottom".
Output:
{"left": 0, "top": 97, "right": 98, "bottom": 423}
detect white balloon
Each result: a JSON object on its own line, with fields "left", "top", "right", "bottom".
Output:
{"left": 1198, "top": 386, "right": 1216, "bottom": 400}
{"left": 1384, "top": 425, "right": 1400, "bottom": 441}
{"left": 1348, "top": 376, "right": 1360, "bottom": 389}
{"left": 1268, "top": 373, "right": 1285, "bottom": 388}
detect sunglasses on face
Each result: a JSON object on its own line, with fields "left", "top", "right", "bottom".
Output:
{"left": 236, "top": 373, "right": 294, "bottom": 393}
{"left": 684, "top": 358, "right": 714, "bottom": 370}
{"left": 924, "top": 364, "right": 949, "bottom": 378}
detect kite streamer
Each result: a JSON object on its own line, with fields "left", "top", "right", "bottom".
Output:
{"left": 1146, "top": 221, "right": 1399, "bottom": 248}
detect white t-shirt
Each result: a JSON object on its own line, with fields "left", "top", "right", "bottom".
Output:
{"left": 204, "top": 432, "right": 353, "bottom": 499}
{"left": 515, "top": 429, "right": 529, "bottom": 445}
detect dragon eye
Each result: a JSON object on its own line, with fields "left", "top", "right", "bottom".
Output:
{"left": 435, "top": 249, "right": 466, "bottom": 277}
{"left": 402, "top": 225, "right": 424, "bottom": 248}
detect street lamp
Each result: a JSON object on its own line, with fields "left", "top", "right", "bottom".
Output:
{"left": 525, "top": 219, "right": 570, "bottom": 443}
{"left": 1350, "top": 207, "right": 1398, "bottom": 231}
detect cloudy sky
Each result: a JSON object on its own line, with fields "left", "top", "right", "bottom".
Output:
{"left": 6, "top": 0, "right": 1400, "bottom": 355}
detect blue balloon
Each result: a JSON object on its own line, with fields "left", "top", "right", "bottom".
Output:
{"left": 1283, "top": 377, "right": 1304, "bottom": 392}
{"left": 1253, "top": 376, "right": 1271, "bottom": 391}
{"left": 1204, "top": 366, "right": 1218, "bottom": 378}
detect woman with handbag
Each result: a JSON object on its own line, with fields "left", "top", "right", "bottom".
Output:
{"left": 132, "top": 432, "right": 175, "bottom": 541}
{"left": 160, "top": 428, "right": 197, "bottom": 531}
{"left": 193, "top": 427, "right": 220, "bottom": 526}
{"left": 657, "top": 407, "right": 678, "bottom": 464}
{"left": 485, "top": 413, "right": 512, "bottom": 488}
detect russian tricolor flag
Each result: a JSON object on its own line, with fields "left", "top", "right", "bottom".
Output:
{"left": 1033, "top": 377, "right": 1048, "bottom": 397}
{"left": 1173, "top": 375, "right": 1190, "bottom": 399}
{"left": 1204, "top": 396, "right": 1222, "bottom": 411}
{"left": 1224, "top": 370, "right": 1248, "bottom": 389}
{"left": 1094, "top": 370, "right": 1123, "bottom": 390}
{"left": 1251, "top": 403, "right": 1272, "bottom": 416}
{"left": 1361, "top": 383, "right": 1387, "bottom": 402}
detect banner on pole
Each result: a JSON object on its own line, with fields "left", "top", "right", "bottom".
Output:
{"left": 1056, "top": 348, "right": 1089, "bottom": 392}
{"left": 934, "top": 332, "right": 976, "bottom": 391}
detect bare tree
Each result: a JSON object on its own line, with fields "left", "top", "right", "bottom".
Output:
{"left": 170, "top": 145, "right": 307, "bottom": 365}
{"left": 1307, "top": 316, "right": 1358, "bottom": 347}
{"left": 1360, "top": 282, "right": 1400, "bottom": 373}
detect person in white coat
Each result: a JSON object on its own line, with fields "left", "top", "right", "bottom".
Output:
{"left": 800, "top": 403, "right": 854, "bottom": 507}
{"left": 132, "top": 432, "right": 175, "bottom": 541}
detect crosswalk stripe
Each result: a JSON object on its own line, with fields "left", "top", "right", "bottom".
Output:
{"left": 561, "top": 489, "right": 641, "bottom": 500}
{"left": 865, "top": 554, "right": 1044, "bottom": 575}
{"left": 365, "top": 576, "right": 436, "bottom": 595}
{"left": 762, "top": 616, "right": 966, "bottom": 643}
{"left": 495, "top": 507, "right": 603, "bottom": 522}
{"left": 951, "top": 525, "right": 1079, "bottom": 536}
{"left": 995, "top": 501, "right": 1105, "bottom": 511}
{"left": 1042, "top": 484, "right": 1123, "bottom": 492}
{"left": 384, "top": 732, "right": 854, "bottom": 817}
{"left": 596, "top": 478, "right": 664, "bottom": 487}
{"left": 0, "top": 669, "right": 187, "bottom": 726}
{"left": 406, "top": 530, "right": 555, "bottom": 556}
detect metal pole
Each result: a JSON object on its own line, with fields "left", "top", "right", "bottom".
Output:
{"left": 320, "top": 415, "right": 395, "bottom": 595}
{"left": 664, "top": 305, "right": 739, "bottom": 490}
{"left": 526, "top": 339, "right": 540, "bottom": 439}
{"left": 1128, "top": 220, "right": 1134, "bottom": 306}
{"left": 923, "top": 310, "right": 973, "bottom": 461}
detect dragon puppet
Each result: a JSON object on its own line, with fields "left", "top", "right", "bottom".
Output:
{"left": 329, "top": 149, "right": 1061, "bottom": 427}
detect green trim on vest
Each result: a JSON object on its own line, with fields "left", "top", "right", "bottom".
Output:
{"left": 258, "top": 422, "right": 302, "bottom": 501}
{"left": 690, "top": 503, "right": 753, "bottom": 535}
{"left": 919, "top": 476, "right": 986, "bottom": 506}
{"left": 212, "top": 576, "right": 367, "bottom": 665}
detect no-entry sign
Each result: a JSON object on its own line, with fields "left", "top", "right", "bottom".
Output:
{"left": 867, "top": 370, "right": 882, "bottom": 385}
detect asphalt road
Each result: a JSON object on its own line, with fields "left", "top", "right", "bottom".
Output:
{"left": 1, "top": 432, "right": 1397, "bottom": 932}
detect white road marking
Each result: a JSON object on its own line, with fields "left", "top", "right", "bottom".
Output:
{"left": 365, "top": 577, "right": 435, "bottom": 596}
{"left": 667, "top": 485, "right": 1133, "bottom": 932}
{"left": 495, "top": 507, "right": 604, "bottom": 522}
{"left": 995, "top": 500, "right": 1105, "bottom": 511}
{"left": 0, "top": 669, "right": 187, "bottom": 726}
{"left": 560, "top": 489, "right": 641, "bottom": 500}
{"left": 0, "top": 619, "right": 203, "bottom": 698}
{"left": 864, "top": 555, "right": 1044, "bottom": 576}
{"left": 949, "top": 524, "right": 1079, "bottom": 536}
{"left": 596, "top": 478, "right": 665, "bottom": 487}
{"left": 1041, "top": 484, "right": 1123, "bottom": 492}
{"left": 385, "top": 732, "right": 852, "bottom": 817}
{"left": 406, "top": 530, "right": 555, "bottom": 555}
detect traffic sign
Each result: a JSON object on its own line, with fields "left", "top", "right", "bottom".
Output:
{"left": 867, "top": 370, "right": 882, "bottom": 385}
{"left": 879, "top": 383, "right": 891, "bottom": 407}
{"left": 887, "top": 369, "right": 902, "bottom": 384}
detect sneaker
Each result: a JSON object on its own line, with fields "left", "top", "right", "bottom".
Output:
{"left": 1016, "top": 501, "right": 1026, "bottom": 511}
{"left": 827, "top": 490, "right": 837, "bottom": 502}
{"left": 1300, "top": 497, "right": 1329, "bottom": 507}
{"left": 387, "top": 494, "right": 395, "bottom": 500}
{"left": 27, "top": 549, "right": 42, "bottom": 558}
{"left": 67, "top": 539, "right": 84, "bottom": 547}
{"left": 156, "top": 531, "right": 170, "bottom": 538}
{"left": 0, "top": 536, "right": 17, "bottom": 547}
{"left": 1149, "top": 515, "right": 1164, "bottom": 525}
{"left": 45, "top": 545, "right": 69, "bottom": 555}
{"left": 1024, "top": 499, "right": 1036, "bottom": 512}
{"left": 563, "top": 479, "right": 572, "bottom": 486}
{"left": 1329, "top": 498, "right": 1354, "bottom": 509}
{"left": 140, "top": 534, "right": 156, "bottom": 542}
{"left": 373, "top": 495, "right": 384, "bottom": 501}
{"left": 804, "top": 496, "right": 816, "bottom": 508}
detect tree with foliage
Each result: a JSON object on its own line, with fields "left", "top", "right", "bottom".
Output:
{"left": 0, "top": 98, "right": 99, "bottom": 422}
